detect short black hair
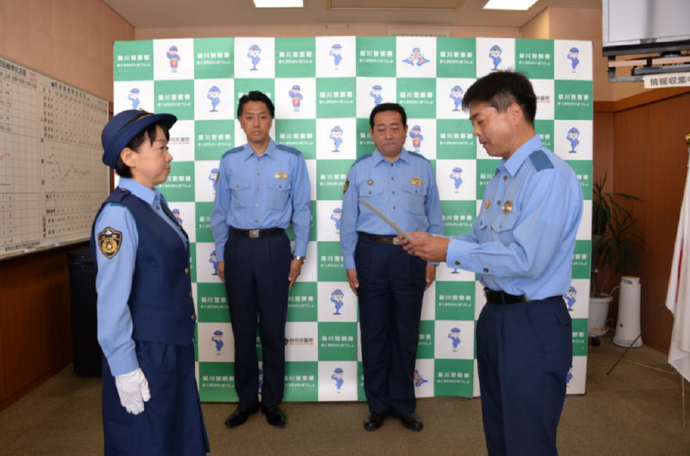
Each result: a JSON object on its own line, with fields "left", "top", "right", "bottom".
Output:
{"left": 114, "top": 122, "right": 171, "bottom": 178}
{"left": 369, "top": 103, "right": 407, "bottom": 129}
{"left": 237, "top": 91, "right": 275, "bottom": 118}
{"left": 461, "top": 70, "right": 537, "bottom": 125}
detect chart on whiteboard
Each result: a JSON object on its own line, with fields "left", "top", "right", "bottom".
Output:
{"left": 0, "top": 56, "right": 109, "bottom": 259}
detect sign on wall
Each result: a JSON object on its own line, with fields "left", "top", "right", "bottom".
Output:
{"left": 113, "top": 36, "right": 593, "bottom": 402}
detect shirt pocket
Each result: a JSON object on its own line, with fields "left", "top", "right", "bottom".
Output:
{"left": 403, "top": 181, "right": 428, "bottom": 216}
{"left": 476, "top": 210, "right": 492, "bottom": 235}
{"left": 228, "top": 176, "right": 252, "bottom": 208}
{"left": 358, "top": 180, "right": 384, "bottom": 199}
{"left": 490, "top": 211, "right": 519, "bottom": 245}
{"left": 266, "top": 178, "right": 292, "bottom": 210}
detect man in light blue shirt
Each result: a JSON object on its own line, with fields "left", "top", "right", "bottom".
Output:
{"left": 211, "top": 91, "right": 311, "bottom": 429}
{"left": 340, "top": 103, "right": 443, "bottom": 432}
{"left": 401, "top": 71, "right": 583, "bottom": 456}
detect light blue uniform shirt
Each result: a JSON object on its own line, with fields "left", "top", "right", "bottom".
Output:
{"left": 211, "top": 139, "right": 311, "bottom": 262}
{"left": 446, "top": 136, "right": 583, "bottom": 300}
{"left": 94, "top": 178, "right": 188, "bottom": 376}
{"left": 340, "top": 148, "right": 443, "bottom": 269}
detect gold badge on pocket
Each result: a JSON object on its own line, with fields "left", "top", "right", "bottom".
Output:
{"left": 98, "top": 227, "right": 123, "bottom": 259}
{"left": 502, "top": 200, "right": 513, "bottom": 214}
{"left": 275, "top": 172, "right": 287, "bottom": 179}
{"left": 368, "top": 179, "right": 374, "bottom": 185}
{"left": 410, "top": 177, "right": 422, "bottom": 186}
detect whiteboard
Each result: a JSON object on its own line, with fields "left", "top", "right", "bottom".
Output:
{"left": 0, "top": 55, "right": 110, "bottom": 260}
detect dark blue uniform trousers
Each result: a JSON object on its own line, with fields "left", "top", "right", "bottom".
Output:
{"left": 355, "top": 236, "right": 426, "bottom": 415}
{"left": 223, "top": 230, "right": 291, "bottom": 408}
{"left": 476, "top": 296, "right": 572, "bottom": 456}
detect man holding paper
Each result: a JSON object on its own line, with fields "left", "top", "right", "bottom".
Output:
{"left": 400, "top": 71, "right": 582, "bottom": 456}
{"left": 340, "top": 102, "right": 443, "bottom": 432}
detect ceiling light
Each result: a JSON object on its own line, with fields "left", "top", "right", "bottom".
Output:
{"left": 483, "top": 0, "right": 538, "bottom": 11}
{"left": 253, "top": 0, "right": 304, "bottom": 7}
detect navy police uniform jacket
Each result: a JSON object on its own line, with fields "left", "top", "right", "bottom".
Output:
{"left": 91, "top": 184, "right": 209, "bottom": 456}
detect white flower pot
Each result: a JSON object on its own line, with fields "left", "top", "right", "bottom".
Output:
{"left": 588, "top": 295, "right": 612, "bottom": 337}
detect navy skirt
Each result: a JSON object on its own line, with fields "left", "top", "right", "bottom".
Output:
{"left": 102, "top": 342, "right": 210, "bottom": 455}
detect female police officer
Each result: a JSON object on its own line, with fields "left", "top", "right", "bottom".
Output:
{"left": 91, "top": 110, "right": 210, "bottom": 455}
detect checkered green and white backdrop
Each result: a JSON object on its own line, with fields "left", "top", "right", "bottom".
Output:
{"left": 113, "top": 36, "right": 592, "bottom": 402}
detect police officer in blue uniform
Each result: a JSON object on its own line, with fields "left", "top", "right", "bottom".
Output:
{"left": 211, "top": 91, "right": 311, "bottom": 428}
{"left": 91, "top": 110, "right": 210, "bottom": 455}
{"left": 340, "top": 103, "right": 443, "bottom": 432}
{"left": 401, "top": 71, "right": 583, "bottom": 456}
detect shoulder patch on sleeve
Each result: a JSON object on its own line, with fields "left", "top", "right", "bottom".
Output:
{"left": 353, "top": 153, "right": 373, "bottom": 166}
{"left": 408, "top": 151, "right": 430, "bottom": 162}
{"left": 221, "top": 146, "right": 244, "bottom": 159}
{"left": 276, "top": 144, "right": 302, "bottom": 157}
{"left": 98, "top": 227, "right": 123, "bottom": 259}
{"left": 529, "top": 149, "right": 554, "bottom": 172}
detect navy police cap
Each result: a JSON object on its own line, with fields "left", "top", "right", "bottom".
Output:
{"left": 101, "top": 109, "right": 177, "bottom": 168}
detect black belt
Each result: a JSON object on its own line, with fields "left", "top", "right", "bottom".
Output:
{"left": 230, "top": 227, "right": 284, "bottom": 238}
{"left": 358, "top": 231, "right": 401, "bottom": 245}
{"left": 484, "top": 288, "right": 562, "bottom": 304}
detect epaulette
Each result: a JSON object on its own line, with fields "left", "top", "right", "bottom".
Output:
{"left": 353, "top": 153, "right": 373, "bottom": 166}
{"left": 106, "top": 187, "right": 131, "bottom": 203}
{"left": 529, "top": 149, "right": 554, "bottom": 172}
{"left": 276, "top": 144, "right": 302, "bottom": 157}
{"left": 222, "top": 146, "right": 244, "bottom": 159}
{"left": 408, "top": 151, "right": 430, "bottom": 162}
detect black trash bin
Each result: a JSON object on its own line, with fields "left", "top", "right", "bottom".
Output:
{"left": 68, "top": 246, "right": 103, "bottom": 377}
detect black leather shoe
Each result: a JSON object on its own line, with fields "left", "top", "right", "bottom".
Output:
{"left": 363, "top": 412, "right": 386, "bottom": 431}
{"left": 261, "top": 404, "right": 287, "bottom": 427}
{"left": 394, "top": 413, "right": 423, "bottom": 431}
{"left": 224, "top": 404, "right": 259, "bottom": 428}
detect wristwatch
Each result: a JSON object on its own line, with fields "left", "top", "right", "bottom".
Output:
{"left": 294, "top": 256, "right": 306, "bottom": 263}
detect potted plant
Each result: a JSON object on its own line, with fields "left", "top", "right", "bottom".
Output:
{"left": 589, "top": 173, "right": 644, "bottom": 343}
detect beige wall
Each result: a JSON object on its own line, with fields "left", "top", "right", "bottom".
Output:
{"left": 521, "top": 7, "right": 549, "bottom": 40}
{"left": 0, "top": 3, "right": 655, "bottom": 103}
{"left": 0, "top": 0, "right": 134, "bottom": 102}
{"left": 0, "top": 0, "right": 132, "bottom": 411}
{"left": 135, "top": 24, "right": 521, "bottom": 41}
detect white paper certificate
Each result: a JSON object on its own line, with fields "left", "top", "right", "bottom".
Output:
{"left": 358, "top": 198, "right": 414, "bottom": 242}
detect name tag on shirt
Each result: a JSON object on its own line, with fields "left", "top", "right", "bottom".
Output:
{"left": 275, "top": 172, "right": 288, "bottom": 180}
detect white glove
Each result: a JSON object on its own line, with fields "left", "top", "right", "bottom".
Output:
{"left": 114, "top": 368, "right": 151, "bottom": 415}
